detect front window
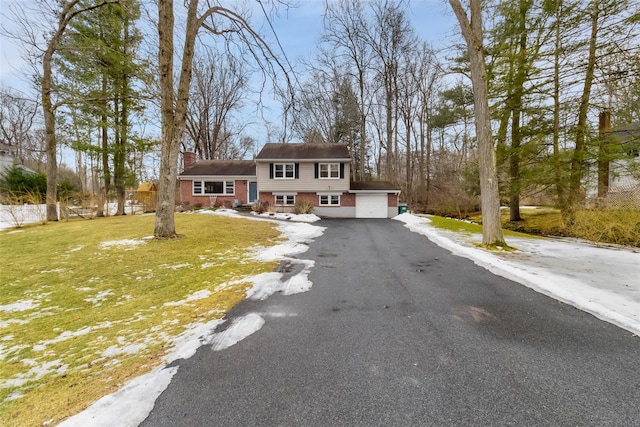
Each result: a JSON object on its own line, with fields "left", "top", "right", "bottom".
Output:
{"left": 319, "top": 163, "right": 340, "bottom": 179}
{"left": 274, "top": 163, "right": 295, "bottom": 179}
{"left": 193, "top": 180, "right": 234, "bottom": 195}
{"left": 319, "top": 195, "right": 340, "bottom": 206}
{"left": 275, "top": 195, "right": 295, "bottom": 205}
{"left": 205, "top": 181, "right": 224, "bottom": 194}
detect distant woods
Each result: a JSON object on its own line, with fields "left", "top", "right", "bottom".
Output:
{"left": 289, "top": 0, "right": 640, "bottom": 220}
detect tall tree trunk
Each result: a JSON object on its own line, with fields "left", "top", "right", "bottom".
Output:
{"left": 553, "top": 0, "right": 567, "bottom": 212}
{"left": 41, "top": 1, "right": 118, "bottom": 221}
{"left": 597, "top": 110, "right": 611, "bottom": 199}
{"left": 155, "top": 0, "right": 199, "bottom": 238}
{"left": 42, "top": 1, "right": 80, "bottom": 222}
{"left": 98, "top": 82, "right": 110, "bottom": 217}
{"left": 509, "top": 0, "right": 528, "bottom": 222}
{"left": 569, "top": 0, "right": 600, "bottom": 211}
{"left": 449, "top": 0, "right": 505, "bottom": 246}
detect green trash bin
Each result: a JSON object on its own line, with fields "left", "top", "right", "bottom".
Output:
{"left": 398, "top": 203, "right": 408, "bottom": 214}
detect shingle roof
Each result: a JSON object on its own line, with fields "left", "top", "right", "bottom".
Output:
{"left": 180, "top": 160, "right": 256, "bottom": 176}
{"left": 256, "top": 143, "right": 351, "bottom": 160}
{"left": 350, "top": 181, "right": 400, "bottom": 191}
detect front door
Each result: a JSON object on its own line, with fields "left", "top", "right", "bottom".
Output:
{"left": 249, "top": 182, "right": 258, "bottom": 203}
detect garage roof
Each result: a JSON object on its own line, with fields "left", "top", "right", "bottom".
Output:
{"left": 350, "top": 181, "right": 400, "bottom": 192}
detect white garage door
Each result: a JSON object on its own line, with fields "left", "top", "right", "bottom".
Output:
{"left": 355, "top": 194, "right": 388, "bottom": 218}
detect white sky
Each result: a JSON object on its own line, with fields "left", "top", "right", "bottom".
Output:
{"left": 42, "top": 209, "right": 639, "bottom": 426}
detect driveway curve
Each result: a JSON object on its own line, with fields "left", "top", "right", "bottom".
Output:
{"left": 141, "top": 218, "right": 639, "bottom": 426}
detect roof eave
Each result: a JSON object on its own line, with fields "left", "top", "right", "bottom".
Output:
{"left": 349, "top": 189, "right": 401, "bottom": 194}
{"left": 255, "top": 157, "right": 352, "bottom": 162}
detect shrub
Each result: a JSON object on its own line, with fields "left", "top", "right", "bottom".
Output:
{"left": 0, "top": 165, "right": 46, "bottom": 203}
{"left": 252, "top": 200, "right": 270, "bottom": 214}
{"left": 293, "top": 200, "right": 313, "bottom": 215}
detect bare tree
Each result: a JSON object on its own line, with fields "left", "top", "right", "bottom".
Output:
{"left": 0, "top": 88, "right": 40, "bottom": 164}
{"left": 323, "top": 0, "right": 372, "bottom": 181}
{"left": 155, "top": 0, "right": 290, "bottom": 238}
{"left": 367, "top": 0, "right": 414, "bottom": 180}
{"left": 449, "top": 0, "right": 505, "bottom": 246}
{"left": 185, "top": 47, "right": 249, "bottom": 160}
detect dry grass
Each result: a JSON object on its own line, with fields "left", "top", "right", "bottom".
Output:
{"left": 499, "top": 207, "right": 640, "bottom": 247}
{"left": 437, "top": 205, "right": 640, "bottom": 247}
{"left": 0, "top": 212, "right": 281, "bottom": 426}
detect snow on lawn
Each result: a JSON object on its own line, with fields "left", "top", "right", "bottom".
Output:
{"left": 59, "top": 210, "right": 325, "bottom": 427}
{"left": 393, "top": 213, "right": 640, "bottom": 336}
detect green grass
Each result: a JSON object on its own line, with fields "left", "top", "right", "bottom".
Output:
{"left": 425, "top": 214, "right": 536, "bottom": 240}
{"left": 0, "top": 212, "right": 281, "bottom": 426}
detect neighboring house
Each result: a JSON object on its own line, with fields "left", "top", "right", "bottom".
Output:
{"left": 178, "top": 143, "right": 401, "bottom": 218}
{"left": 132, "top": 182, "right": 158, "bottom": 212}
{"left": 0, "top": 144, "right": 16, "bottom": 174}
{"left": 607, "top": 122, "right": 640, "bottom": 207}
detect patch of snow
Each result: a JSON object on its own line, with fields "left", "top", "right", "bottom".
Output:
{"left": 0, "top": 299, "right": 38, "bottom": 312}
{"left": 393, "top": 213, "right": 640, "bottom": 336}
{"left": 200, "top": 262, "right": 216, "bottom": 269}
{"left": 102, "top": 343, "right": 147, "bottom": 358}
{"left": 33, "top": 327, "right": 93, "bottom": 351}
{"left": 39, "top": 268, "right": 67, "bottom": 274}
{"left": 242, "top": 259, "right": 316, "bottom": 300}
{"left": 52, "top": 211, "right": 327, "bottom": 426}
{"left": 253, "top": 222, "right": 326, "bottom": 262}
{"left": 85, "top": 290, "right": 113, "bottom": 305}
{"left": 0, "top": 359, "right": 66, "bottom": 388}
{"left": 0, "top": 318, "right": 29, "bottom": 329}
{"left": 252, "top": 211, "right": 321, "bottom": 223}
{"left": 57, "top": 366, "right": 178, "bottom": 427}
{"left": 163, "top": 289, "right": 212, "bottom": 307}
{"left": 159, "top": 263, "right": 191, "bottom": 270}
{"left": 207, "top": 313, "right": 265, "bottom": 351}
{"left": 99, "top": 239, "right": 145, "bottom": 249}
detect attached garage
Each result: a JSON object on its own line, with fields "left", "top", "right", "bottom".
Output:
{"left": 355, "top": 194, "right": 388, "bottom": 218}
{"left": 351, "top": 181, "right": 401, "bottom": 218}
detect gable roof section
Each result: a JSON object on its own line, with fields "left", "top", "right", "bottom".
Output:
{"left": 256, "top": 143, "right": 351, "bottom": 161}
{"left": 180, "top": 160, "right": 256, "bottom": 177}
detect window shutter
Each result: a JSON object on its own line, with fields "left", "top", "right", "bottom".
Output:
{"left": 340, "top": 163, "right": 345, "bottom": 179}
{"left": 314, "top": 163, "right": 319, "bottom": 179}
{"left": 269, "top": 163, "right": 273, "bottom": 179}
{"left": 295, "top": 163, "right": 300, "bottom": 179}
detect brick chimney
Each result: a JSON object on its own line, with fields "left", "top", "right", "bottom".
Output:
{"left": 183, "top": 151, "right": 196, "bottom": 171}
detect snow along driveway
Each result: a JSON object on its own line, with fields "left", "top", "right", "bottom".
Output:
{"left": 393, "top": 213, "right": 640, "bottom": 336}
{"left": 55, "top": 210, "right": 639, "bottom": 426}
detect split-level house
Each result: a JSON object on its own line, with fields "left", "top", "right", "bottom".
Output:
{"left": 179, "top": 143, "right": 401, "bottom": 218}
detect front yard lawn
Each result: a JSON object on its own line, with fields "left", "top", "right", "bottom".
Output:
{"left": 0, "top": 212, "right": 281, "bottom": 426}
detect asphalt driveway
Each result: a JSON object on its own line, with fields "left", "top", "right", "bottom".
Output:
{"left": 141, "top": 219, "right": 639, "bottom": 426}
